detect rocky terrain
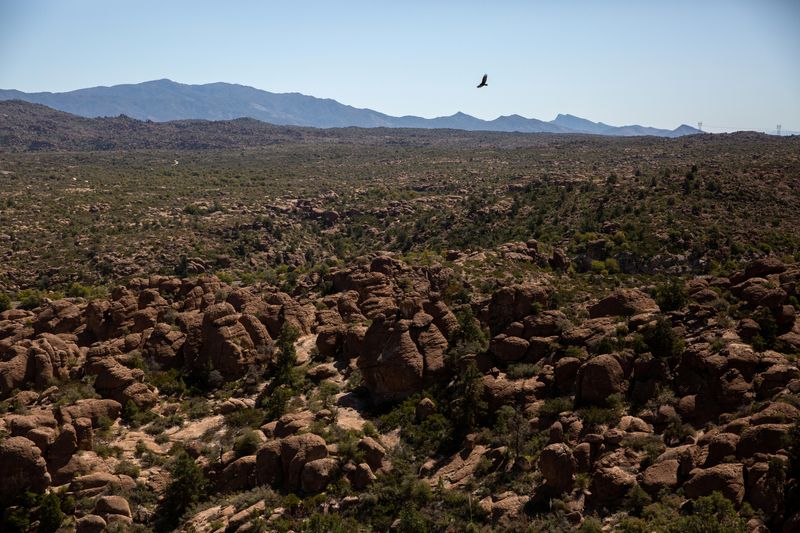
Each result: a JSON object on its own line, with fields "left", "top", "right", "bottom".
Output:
{"left": 2, "top": 253, "right": 799, "bottom": 532}
{"left": 0, "top": 104, "right": 799, "bottom": 532}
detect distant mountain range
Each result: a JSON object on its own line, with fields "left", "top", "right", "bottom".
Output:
{"left": 0, "top": 79, "right": 701, "bottom": 137}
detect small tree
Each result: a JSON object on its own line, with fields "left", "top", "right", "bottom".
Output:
{"left": 37, "top": 492, "right": 64, "bottom": 533}
{"left": 643, "top": 317, "right": 684, "bottom": 358}
{"left": 156, "top": 450, "right": 207, "bottom": 532}
{"left": 449, "top": 361, "right": 487, "bottom": 440}
{"left": 653, "top": 280, "right": 687, "bottom": 312}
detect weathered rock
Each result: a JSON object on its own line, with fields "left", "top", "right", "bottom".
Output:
{"left": 705, "top": 433, "right": 739, "bottom": 466}
{"left": 280, "top": 433, "right": 328, "bottom": 490}
{"left": 0, "top": 346, "right": 33, "bottom": 396}
{"left": 554, "top": 357, "right": 582, "bottom": 393}
{"left": 549, "top": 248, "right": 570, "bottom": 271}
{"left": 588, "top": 289, "right": 659, "bottom": 318}
{"left": 750, "top": 402, "right": 799, "bottom": 425}
{"left": 684, "top": 463, "right": 745, "bottom": 505}
{"left": 255, "top": 440, "right": 282, "bottom": 486}
{"left": 143, "top": 322, "right": 185, "bottom": 366}
{"left": 736, "top": 424, "right": 791, "bottom": 458}
{"left": 198, "top": 302, "right": 255, "bottom": 379}
{"left": 301, "top": 457, "right": 339, "bottom": 493}
{"left": 487, "top": 283, "right": 551, "bottom": 335}
{"left": 349, "top": 462, "right": 377, "bottom": 489}
{"left": 33, "top": 300, "right": 82, "bottom": 335}
{"left": 523, "top": 310, "right": 569, "bottom": 338}
{"left": 746, "top": 461, "right": 785, "bottom": 516}
{"left": 358, "top": 437, "right": 386, "bottom": 472}
{"left": 642, "top": 459, "right": 679, "bottom": 493}
{"left": 539, "top": 443, "right": 576, "bottom": 493}
{"left": 0, "top": 436, "right": 51, "bottom": 501}
{"left": 69, "top": 472, "right": 137, "bottom": 498}
{"left": 94, "top": 495, "right": 132, "bottom": 518}
{"left": 218, "top": 455, "right": 257, "bottom": 492}
{"left": 590, "top": 467, "right": 637, "bottom": 505}
{"left": 273, "top": 412, "right": 315, "bottom": 438}
{"left": 47, "top": 423, "right": 77, "bottom": 468}
{"left": 76, "top": 515, "right": 107, "bottom": 533}
{"left": 358, "top": 313, "right": 448, "bottom": 403}
{"left": 576, "top": 354, "right": 625, "bottom": 405}
{"left": 415, "top": 397, "right": 437, "bottom": 421}
{"left": 58, "top": 398, "right": 122, "bottom": 426}
{"left": 490, "top": 334, "right": 529, "bottom": 362}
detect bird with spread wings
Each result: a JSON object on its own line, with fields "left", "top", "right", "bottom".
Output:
{"left": 477, "top": 74, "right": 488, "bottom": 88}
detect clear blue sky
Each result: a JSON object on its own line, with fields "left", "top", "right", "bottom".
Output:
{"left": 1, "top": 0, "right": 798, "bottom": 132}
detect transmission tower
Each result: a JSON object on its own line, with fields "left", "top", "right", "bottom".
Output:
{"left": 697, "top": 121, "right": 703, "bottom": 132}
{"left": 777, "top": 124, "right": 781, "bottom": 136}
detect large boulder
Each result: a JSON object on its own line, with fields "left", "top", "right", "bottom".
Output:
{"left": 490, "top": 334, "right": 529, "bottom": 362}
{"left": 538, "top": 443, "right": 576, "bottom": 493}
{"left": 746, "top": 461, "right": 785, "bottom": 516}
{"left": 198, "top": 303, "right": 255, "bottom": 379}
{"left": 487, "top": 283, "right": 551, "bottom": 335}
{"left": 280, "top": 433, "right": 329, "bottom": 491}
{"left": 642, "top": 459, "right": 680, "bottom": 493}
{"left": 683, "top": 463, "right": 745, "bottom": 505}
{"left": 85, "top": 346, "right": 157, "bottom": 409}
{"left": 358, "top": 312, "right": 448, "bottom": 403}
{"left": 736, "top": 424, "right": 791, "bottom": 458}
{"left": 0, "top": 346, "right": 34, "bottom": 396}
{"left": 76, "top": 515, "right": 107, "bottom": 533}
{"left": 590, "top": 467, "right": 636, "bottom": 506}
{"left": 32, "top": 300, "right": 82, "bottom": 335}
{"left": 0, "top": 436, "right": 51, "bottom": 502}
{"left": 94, "top": 495, "right": 132, "bottom": 518}
{"left": 218, "top": 455, "right": 257, "bottom": 492}
{"left": 58, "top": 398, "right": 122, "bottom": 426}
{"left": 301, "top": 457, "right": 339, "bottom": 493}
{"left": 588, "top": 289, "right": 659, "bottom": 318}
{"left": 576, "top": 354, "right": 625, "bottom": 405}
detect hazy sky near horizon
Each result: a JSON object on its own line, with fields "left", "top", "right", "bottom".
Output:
{"left": 1, "top": 0, "right": 798, "bottom": 132}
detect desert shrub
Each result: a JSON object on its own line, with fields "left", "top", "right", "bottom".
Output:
{"left": 643, "top": 317, "right": 684, "bottom": 358}
{"left": 301, "top": 513, "right": 360, "bottom": 533}
{"left": 225, "top": 407, "right": 265, "bottom": 428}
{"left": 17, "top": 289, "right": 46, "bottom": 310}
{"left": 751, "top": 308, "right": 778, "bottom": 351}
{"left": 505, "top": 363, "right": 539, "bottom": 379}
{"left": 114, "top": 460, "right": 141, "bottom": 478}
{"left": 654, "top": 280, "right": 687, "bottom": 312}
{"left": 234, "top": 430, "right": 262, "bottom": 457}
{"left": 539, "top": 396, "right": 574, "bottom": 418}
{"left": 148, "top": 369, "right": 188, "bottom": 397}
{"left": 623, "top": 484, "right": 652, "bottom": 516}
{"left": 65, "top": 282, "right": 106, "bottom": 299}
{"left": 0, "top": 292, "right": 10, "bottom": 312}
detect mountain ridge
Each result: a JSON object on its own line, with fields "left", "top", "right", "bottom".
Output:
{"left": 0, "top": 79, "right": 700, "bottom": 137}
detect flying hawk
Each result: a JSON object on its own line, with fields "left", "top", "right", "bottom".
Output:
{"left": 477, "top": 74, "right": 488, "bottom": 88}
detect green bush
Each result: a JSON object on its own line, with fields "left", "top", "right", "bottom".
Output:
{"left": 643, "top": 317, "right": 684, "bottom": 358}
{"left": 114, "top": 460, "right": 141, "bottom": 479}
{"left": 37, "top": 492, "right": 64, "bottom": 533}
{"left": 234, "top": 430, "right": 262, "bottom": 457}
{"left": 0, "top": 292, "right": 10, "bottom": 312}
{"left": 17, "top": 289, "right": 46, "bottom": 310}
{"left": 654, "top": 280, "right": 687, "bottom": 312}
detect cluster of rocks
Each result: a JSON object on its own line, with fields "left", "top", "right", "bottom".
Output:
{"left": 0, "top": 254, "right": 798, "bottom": 530}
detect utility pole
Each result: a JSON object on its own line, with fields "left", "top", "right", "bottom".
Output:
{"left": 697, "top": 121, "right": 703, "bottom": 132}
{"left": 776, "top": 124, "right": 781, "bottom": 136}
